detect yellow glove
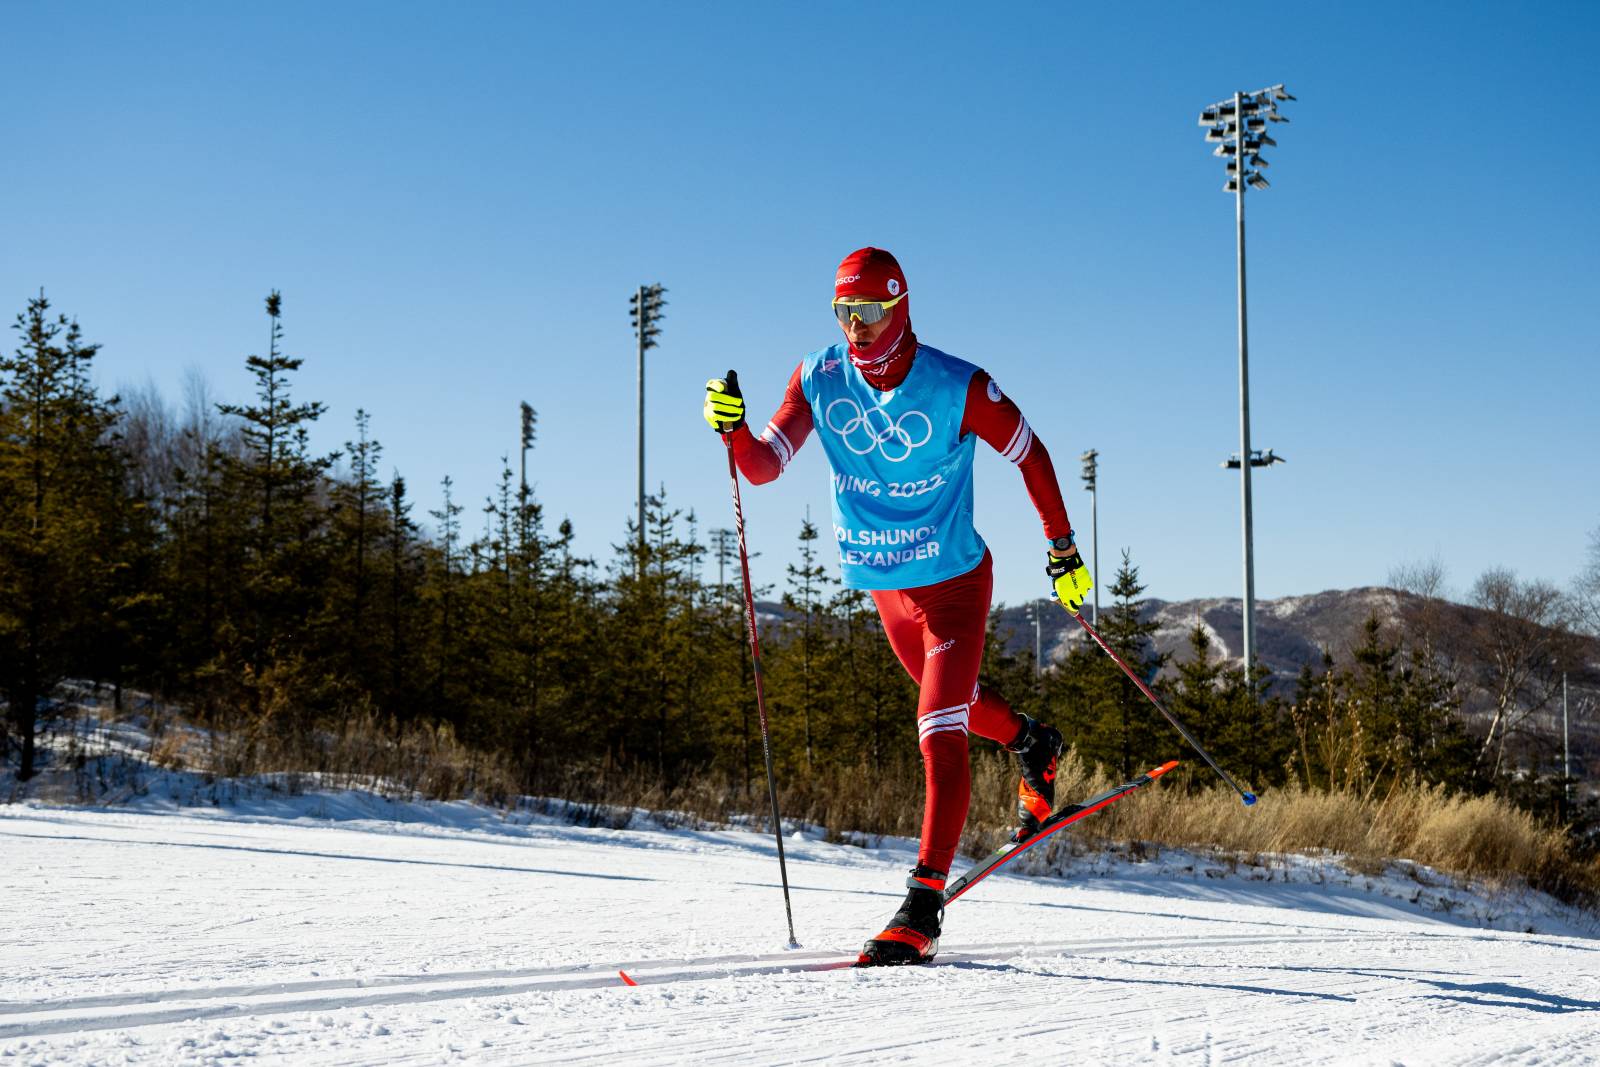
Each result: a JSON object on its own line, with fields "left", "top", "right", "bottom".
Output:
{"left": 1047, "top": 540, "right": 1093, "bottom": 614}
{"left": 703, "top": 369, "right": 745, "bottom": 433}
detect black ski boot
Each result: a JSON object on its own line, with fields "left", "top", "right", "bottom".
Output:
{"left": 857, "top": 866, "right": 946, "bottom": 966}
{"left": 1008, "top": 715, "right": 1064, "bottom": 841}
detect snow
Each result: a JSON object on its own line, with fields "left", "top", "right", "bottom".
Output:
{"left": 4, "top": 783, "right": 1600, "bottom": 1066}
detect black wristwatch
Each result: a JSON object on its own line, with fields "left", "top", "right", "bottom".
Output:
{"left": 1049, "top": 535, "right": 1076, "bottom": 554}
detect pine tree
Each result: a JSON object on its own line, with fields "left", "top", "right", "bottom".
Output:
{"left": 1168, "top": 623, "right": 1290, "bottom": 790}
{"left": 978, "top": 607, "right": 1043, "bottom": 742}
{"left": 349, "top": 411, "right": 379, "bottom": 620}
{"left": 0, "top": 295, "right": 123, "bottom": 778}
{"left": 1170, "top": 625, "right": 1225, "bottom": 744}
{"left": 705, "top": 525, "right": 767, "bottom": 791}
{"left": 1345, "top": 615, "right": 1472, "bottom": 790}
{"left": 534, "top": 515, "right": 600, "bottom": 781}
{"left": 1074, "top": 550, "right": 1166, "bottom": 779}
{"left": 382, "top": 473, "right": 417, "bottom": 719}
{"left": 780, "top": 513, "right": 832, "bottom": 771}
{"left": 164, "top": 408, "right": 241, "bottom": 712}
{"left": 215, "top": 292, "right": 338, "bottom": 712}
{"left": 427, "top": 475, "right": 463, "bottom": 725}
{"left": 603, "top": 491, "right": 705, "bottom": 774}
{"left": 1289, "top": 651, "right": 1355, "bottom": 791}
{"left": 308, "top": 409, "right": 389, "bottom": 708}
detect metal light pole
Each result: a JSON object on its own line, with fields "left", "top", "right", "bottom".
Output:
{"left": 1233, "top": 86, "right": 1259, "bottom": 690}
{"left": 629, "top": 284, "right": 667, "bottom": 552}
{"left": 1564, "top": 671, "right": 1571, "bottom": 814}
{"left": 1198, "top": 84, "right": 1294, "bottom": 686}
{"left": 1027, "top": 599, "right": 1042, "bottom": 677}
{"left": 712, "top": 527, "right": 736, "bottom": 607}
{"left": 1080, "top": 449, "right": 1099, "bottom": 625}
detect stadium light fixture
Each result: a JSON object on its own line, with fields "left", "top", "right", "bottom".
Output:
{"left": 519, "top": 400, "right": 537, "bottom": 500}
{"left": 1195, "top": 83, "right": 1296, "bottom": 687}
{"left": 629, "top": 283, "right": 668, "bottom": 552}
{"left": 1079, "top": 448, "right": 1100, "bottom": 625}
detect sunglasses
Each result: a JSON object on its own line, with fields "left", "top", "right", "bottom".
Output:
{"left": 832, "top": 293, "right": 906, "bottom": 325}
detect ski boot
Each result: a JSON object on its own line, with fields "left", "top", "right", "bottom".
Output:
{"left": 1008, "top": 715, "right": 1064, "bottom": 841}
{"left": 857, "top": 866, "right": 946, "bottom": 966}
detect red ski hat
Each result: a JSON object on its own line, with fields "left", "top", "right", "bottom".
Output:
{"left": 833, "top": 247, "right": 917, "bottom": 376}
{"left": 834, "top": 247, "right": 907, "bottom": 303}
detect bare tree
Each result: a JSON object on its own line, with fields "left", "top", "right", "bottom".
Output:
{"left": 1389, "top": 556, "right": 1451, "bottom": 602}
{"left": 1574, "top": 525, "right": 1600, "bottom": 638}
{"left": 117, "top": 378, "right": 178, "bottom": 505}
{"left": 1388, "top": 555, "right": 1465, "bottom": 687}
{"left": 1466, "top": 568, "right": 1578, "bottom": 777}
{"left": 178, "top": 367, "right": 244, "bottom": 466}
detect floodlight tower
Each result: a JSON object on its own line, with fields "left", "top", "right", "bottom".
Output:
{"left": 1197, "top": 83, "right": 1294, "bottom": 686}
{"left": 629, "top": 284, "right": 667, "bottom": 551}
{"left": 519, "top": 401, "right": 537, "bottom": 500}
{"left": 711, "top": 527, "right": 736, "bottom": 606}
{"left": 1024, "top": 599, "right": 1043, "bottom": 677}
{"left": 1079, "top": 449, "right": 1100, "bottom": 625}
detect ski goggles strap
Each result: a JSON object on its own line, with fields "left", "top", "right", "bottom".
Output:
{"left": 832, "top": 293, "right": 906, "bottom": 325}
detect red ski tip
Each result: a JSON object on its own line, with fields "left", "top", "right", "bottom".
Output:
{"left": 1150, "top": 760, "right": 1180, "bottom": 778}
{"left": 618, "top": 970, "right": 638, "bottom": 986}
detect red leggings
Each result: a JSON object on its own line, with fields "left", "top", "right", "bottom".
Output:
{"left": 871, "top": 551, "right": 1025, "bottom": 873}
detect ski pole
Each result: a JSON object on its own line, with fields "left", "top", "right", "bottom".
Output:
{"left": 1067, "top": 607, "right": 1257, "bottom": 806}
{"left": 722, "top": 433, "right": 800, "bottom": 947}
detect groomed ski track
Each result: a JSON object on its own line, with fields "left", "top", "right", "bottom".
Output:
{"left": 3, "top": 803, "right": 1598, "bottom": 1065}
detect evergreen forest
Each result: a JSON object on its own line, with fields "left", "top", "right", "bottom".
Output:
{"left": 3, "top": 291, "right": 1597, "bottom": 858}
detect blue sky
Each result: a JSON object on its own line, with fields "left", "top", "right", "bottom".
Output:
{"left": 6, "top": 1, "right": 1596, "bottom": 607}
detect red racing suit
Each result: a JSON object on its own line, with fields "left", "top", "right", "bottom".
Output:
{"left": 727, "top": 353, "right": 1073, "bottom": 873}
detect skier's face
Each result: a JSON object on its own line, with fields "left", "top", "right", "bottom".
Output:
{"left": 839, "top": 304, "right": 896, "bottom": 348}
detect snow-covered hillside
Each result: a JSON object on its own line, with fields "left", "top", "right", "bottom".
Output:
{"left": 4, "top": 789, "right": 1599, "bottom": 1066}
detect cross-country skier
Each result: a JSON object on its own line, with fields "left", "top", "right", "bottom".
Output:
{"left": 702, "top": 247, "right": 1094, "bottom": 966}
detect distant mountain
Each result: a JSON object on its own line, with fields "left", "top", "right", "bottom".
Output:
{"left": 751, "top": 588, "right": 1598, "bottom": 765}
{"left": 757, "top": 586, "right": 1597, "bottom": 688}
{"left": 754, "top": 587, "right": 1429, "bottom": 685}
{"left": 990, "top": 586, "right": 1600, "bottom": 776}
{"left": 991, "top": 586, "right": 1411, "bottom": 683}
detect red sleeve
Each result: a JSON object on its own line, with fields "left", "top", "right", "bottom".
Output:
{"left": 960, "top": 370, "right": 1073, "bottom": 541}
{"left": 729, "top": 363, "right": 814, "bottom": 485}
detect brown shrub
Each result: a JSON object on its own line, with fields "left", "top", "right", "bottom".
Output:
{"left": 689, "top": 748, "right": 1597, "bottom": 912}
{"left": 42, "top": 696, "right": 1598, "bottom": 914}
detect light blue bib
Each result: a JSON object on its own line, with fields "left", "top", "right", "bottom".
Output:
{"left": 799, "top": 344, "right": 986, "bottom": 590}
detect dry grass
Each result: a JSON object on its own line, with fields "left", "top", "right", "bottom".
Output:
{"left": 15, "top": 697, "right": 522, "bottom": 809}
{"left": 189, "top": 709, "right": 526, "bottom": 806}
{"left": 22, "top": 696, "right": 1596, "bottom": 914}
{"left": 540, "top": 747, "right": 1599, "bottom": 912}
{"left": 953, "top": 750, "right": 1598, "bottom": 910}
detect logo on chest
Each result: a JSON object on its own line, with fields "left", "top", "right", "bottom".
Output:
{"left": 824, "top": 397, "right": 933, "bottom": 463}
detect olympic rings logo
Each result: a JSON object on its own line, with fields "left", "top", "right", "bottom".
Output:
{"left": 824, "top": 398, "right": 933, "bottom": 463}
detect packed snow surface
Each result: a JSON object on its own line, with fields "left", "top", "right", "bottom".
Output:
{"left": 4, "top": 790, "right": 1600, "bottom": 1066}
